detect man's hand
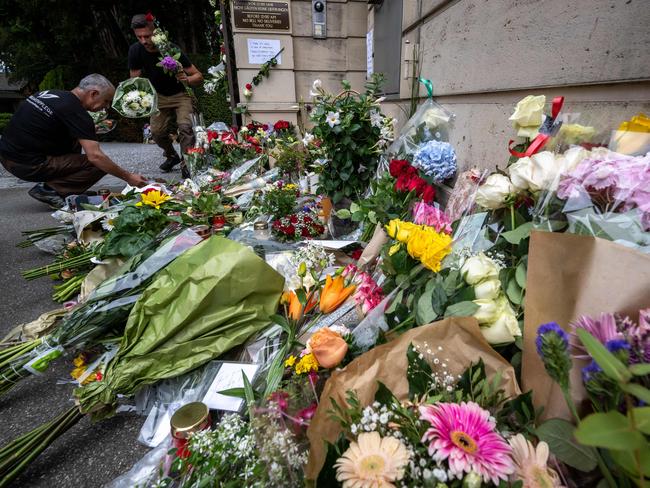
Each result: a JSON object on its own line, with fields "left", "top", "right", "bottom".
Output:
{"left": 126, "top": 173, "right": 148, "bottom": 187}
{"left": 176, "top": 72, "right": 189, "bottom": 83}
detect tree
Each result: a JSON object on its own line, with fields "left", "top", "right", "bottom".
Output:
{"left": 0, "top": 0, "right": 218, "bottom": 90}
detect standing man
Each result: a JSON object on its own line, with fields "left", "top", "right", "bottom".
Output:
{"left": 0, "top": 74, "right": 148, "bottom": 208}
{"left": 128, "top": 14, "right": 203, "bottom": 176}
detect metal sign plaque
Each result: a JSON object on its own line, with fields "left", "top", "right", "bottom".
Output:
{"left": 233, "top": 1, "right": 291, "bottom": 31}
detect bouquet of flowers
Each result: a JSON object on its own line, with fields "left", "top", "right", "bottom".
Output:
{"left": 535, "top": 310, "right": 650, "bottom": 486}
{"left": 310, "top": 75, "right": 392, "bottom": 204}
{"left": 262, "top": 181, "right": 300, "bottom": 219}
{"left": 272, "top": 211, "right": 325, "bottom": 242}
{"left": 112, "top": 77, "right": 158, "bottom": 118}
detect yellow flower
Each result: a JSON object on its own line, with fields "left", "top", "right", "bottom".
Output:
{"left": 419, "top": 232, "right": 453, "bottom": 272}
{"left": 295, "top": 352, "right": 319, "bottom": 374}
{"left": 385, "top": 219, "right": 399, "bottom": 239}
{"left": 388, "top": 243, "right": 401, "bottom": 256}
{"left": 405, "top": 228, "right": 428, "bottom": 259}
{"left": 70, "top": 366, "right": 87, "bottom": 380}
{"left": 135, "top": 189, "right": 171, "bottom": 209}
{"left": 73, "top": 354, "right": 86, "bottom": 368}
{"left": 284, "top": 355, "right": 297, "bottom": 368}
{"left": 335, "top": 432, "right": 410, "bottom": 487}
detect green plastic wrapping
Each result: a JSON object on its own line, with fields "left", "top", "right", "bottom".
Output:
{"left": 76, "top": 236, "right": 284, "bottom": 418}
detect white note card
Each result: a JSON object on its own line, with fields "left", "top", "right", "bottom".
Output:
{"left": 247, "top": 38, "right": 282, "bottom": 65}
{"left": 203, "top": 362, "right": 260, "bottom": 411}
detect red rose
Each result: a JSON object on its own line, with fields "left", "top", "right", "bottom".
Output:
{"left": 395, "top": 174, "right": 411, "bottom": 192}
{"left": 262, "top": 124, "right": 269, "bottom": 131}
{"left": 389, "top": 159, "right": 409, "bottom": 178}
{"left": 301, "top": 227, "right": 312, "bottom": 237}
{"left": 206, "top": 130, "right": 218, "bottom": 143}
{"left": 404, "top": 165, "right": 418, "bottom": 178}
{"left": 245, "top": 83, "right": 252, "bottom": 90}
{"left": 285, "top": 224, "right": 295, "bottom": 235}
{"left": 274, "top": 120, "right": 290, "bottom": 131}
{"left": 289, "top": 215, "right": 298, "bottom": 224}
{"left": 145, "top": 12, "right": 155, "bottom": 22}
{"left": 421, "top": 185, "right": 436, "bottom": 203}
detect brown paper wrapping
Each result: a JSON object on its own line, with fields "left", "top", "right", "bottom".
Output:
{"left": 522, "top": 231, "right": 650, "bottom": 420}
{"left": 305, "top": 317, "right": 520, "bottom": 480}
{"left": 357, "top": 224, "right": 388, "bottom": 269}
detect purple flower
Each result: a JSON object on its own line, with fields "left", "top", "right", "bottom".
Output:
{"left": 536, "top": 322, "right": 572, "bottom": 390}
{"left": 605, "top": 339, "right": 630, "bottom": 354}
{"left": 160, "top": 55, "right": 179, "bottom": 71}
{"left": 570, "top": 313, "right": 623, "bottom": 360}
{"left": 536, "top": 322, "right": 569, "bottom": 356}
{"left": 582, "top": 360, "right": 602, "bottom": 384}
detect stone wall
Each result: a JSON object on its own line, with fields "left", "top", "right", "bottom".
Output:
{"left": 230, "top": 0, "right": 368, "bottom": 127}
{"left": 379, "top": 0, "right": 650, "bottom": 171}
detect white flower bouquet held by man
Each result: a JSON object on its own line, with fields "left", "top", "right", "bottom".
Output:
{"left": 111, "top": 77, "right": 158, "bottom": 118}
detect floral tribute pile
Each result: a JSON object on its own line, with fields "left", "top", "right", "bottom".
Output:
{"left": 2, "top": 67, "right": 649, "bottom": 488}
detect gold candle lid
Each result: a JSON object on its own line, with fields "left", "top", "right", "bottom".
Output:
{"left": 170, "top": 402, "right": 210, "bottom": 435}
{"left": 254, "top": 221, "right": 269, "bottom": 230}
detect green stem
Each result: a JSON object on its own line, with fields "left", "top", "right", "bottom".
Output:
{"left": 625, "top": 394, "right": 645, "bottom": 487}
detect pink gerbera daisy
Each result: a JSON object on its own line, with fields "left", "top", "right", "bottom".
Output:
{"left": 419, "top": 401, "right": 514, "bottom": 485}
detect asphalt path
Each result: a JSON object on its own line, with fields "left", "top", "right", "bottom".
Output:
{"left": 0, "top": 142, "right": 178, "bottom": 487}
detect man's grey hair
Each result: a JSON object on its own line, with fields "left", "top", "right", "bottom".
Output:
{"left": 78, "top": 74, "right": 114, "bottom": 94}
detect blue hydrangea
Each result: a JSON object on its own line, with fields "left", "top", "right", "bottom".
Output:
{"left": 413, "top": 140, "right": 457, "bottom": 182}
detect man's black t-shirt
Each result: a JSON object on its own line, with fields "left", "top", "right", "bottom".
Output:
{"left": 0, "top": 90, "right": 97, "bottom": 166}
{"left": 127, "top": 43, "right": 192, "bottom": 97}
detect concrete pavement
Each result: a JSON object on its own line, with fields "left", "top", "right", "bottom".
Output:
{"left": 0, "top": 142, "right": 180, "bottom": 487}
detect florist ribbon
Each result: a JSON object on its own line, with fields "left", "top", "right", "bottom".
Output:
{"left": 419, "top": 77, "right": 434, "bottom": 99}
{"left": 508, "top": 96, "right": 564, "bottom": 158}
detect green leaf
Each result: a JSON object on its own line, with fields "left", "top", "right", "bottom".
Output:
{"left": 515, "top": 260, "right": 527, "bottom": 289}
{"left": 575, "top": 411, "right": 646, "bottom": 451}
{"left": 633, "top": 407, "right": 650, "bottom": 435}
{"left": 367, "top": 210, "right": 377, "bottom": 224}
{"left": 629, "top": 363, "right": 650, "bottom": 376}
{"left": 242, "top": 371, "right": 256, "bottom": 418}
{"left": 620, "top": 383, "right": 650, "bottom": 405}
{"left": 384, "top": 289, "right": 402, "bottom": 314}
{"left": 335, "top": 208, "right": 351, "bottom": 219}
{"left": 444, "top": 301, "right": 479, "bottom": 318}
{"left": 576, "top": 329, "right": 632, "bottom": 383}
{"left": 349, "top": 201, "right": 360, "bottom": 214}
{"left": 501, "top": 222, "right": 533, "bottom": 244}
{"left": 506, "top": 278, "right": 524, "bottom": 305}
{"left": 406, "top": 343, "right": 433, "bottom": 399}
{"left": 217, "top": 387, "right": 245, "bottom": 399}
{"left": 374, "top": 381, "right": 396, "bottom": 404}
{"left": 610, "top": 445, "right": 650, "bottom": 477}
{"left": 416, "top": 289, "right": 437, "bottom": 325}
{"left": 535, "top": 418, "right": 598, "bottom": 472}
{"left": 269, "top": 314, "right": 290, "bottom": 331}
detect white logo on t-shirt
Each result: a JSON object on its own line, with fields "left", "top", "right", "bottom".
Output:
{"left": 37, "top": 90, "right": 60, "bottom": 99}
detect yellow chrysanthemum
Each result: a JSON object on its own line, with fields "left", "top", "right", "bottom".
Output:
{"left": 386, "top": 219, "right": 453, "bottom": 272}
{"left": 335, "top": 432, "right": 410, "bottom": 487}
{"left": 284, "top": 355, "right": 297, "bottom": 368}
{"left": 295, "top": 352, "right": 319, "bottom": 374}
{"left": 135, "top": 190, "right": 171, "bottom": 209}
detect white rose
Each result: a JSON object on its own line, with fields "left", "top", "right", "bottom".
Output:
{"left": 474, "top": 279, "right": 501, "bottom": 300}
{"left": 461, "top": 253, "right": 500, "bottom": 285}
{"left": 472, "top": 299, "right": 500, "bottom": 324}
{"left": 481, "top": 311, "right": 520, "bottom": 344}
{"left": 509, "top": 95, "right": 546, "bottom": 138}
{"left": 480, "top": 298, "right": 521, "bottom": 344}
{"left": 475, "top": 174, "right": 515, "bottom": 209}
{"left": 508, "top": 151, "right": 559, "bottom": 192}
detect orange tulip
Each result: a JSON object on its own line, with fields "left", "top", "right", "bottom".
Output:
{"left": 283, "top": 290, "right": 317, "bottom": 321}
{"left": 319, "top": 275, "right": 356, "bottom": 314}
{"left": 309, "top": 328, "right": 348, "bottom": 368}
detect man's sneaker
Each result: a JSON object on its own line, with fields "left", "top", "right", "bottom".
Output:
{"left": 159, "top": 156, "right": 181, "bottom": 172}
{"left": 28, "top": 183, "right": 65, "bottom": 209}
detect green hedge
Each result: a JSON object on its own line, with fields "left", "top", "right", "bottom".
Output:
{"left": 0, "top": 113, "right": 12, "bottom": 135}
